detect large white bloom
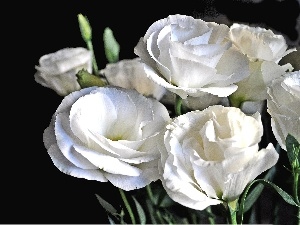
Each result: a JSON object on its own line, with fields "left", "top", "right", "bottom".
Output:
{"left": 134, "top": 14, "right": 249, "bottom": 99}
{"left": 229, "top": 23, "right": 295, "bottom": 102}
{"left": 34, "top": 47, "right": 92, "bottom": 96}
{"left": 159, "top": 105, "right": 278, "bottom": 210}
{"left": 100, "top": 58, "right": 166, "bottom": 100}
{"left": 43, "top": 86, "right": 171, "bottom": 191}
{"left": 267, "top": 71, "right": 300, "bottom": 150}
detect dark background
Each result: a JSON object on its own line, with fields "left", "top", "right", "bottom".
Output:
{"left": 4, "top": 0, "right": 299, "bottom": 224}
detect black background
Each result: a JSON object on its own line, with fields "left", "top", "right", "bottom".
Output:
{"left": 4, "top": 0, "right": 299, "bottom": 224}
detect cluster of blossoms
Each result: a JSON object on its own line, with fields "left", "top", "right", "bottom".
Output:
{"left": 35, "top": 14, "right": 300, "bottom": 224}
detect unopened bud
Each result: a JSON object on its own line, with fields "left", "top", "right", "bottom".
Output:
{"left": 78, "top": 14, "right": 92, "bottom": 42}
{"left": 76, "top": 69, "right": 107, "bottom": 88}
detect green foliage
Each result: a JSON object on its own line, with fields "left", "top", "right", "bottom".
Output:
{"left": 238, "top": 178, "right": 299, "bottom": 224}
{"left": 286, "top": 133, "right": 300, "bottom": 172}
{"left": 132, "top": 196, "right": 146, "bottom": 224}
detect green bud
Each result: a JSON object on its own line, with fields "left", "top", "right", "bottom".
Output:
{"left": 78, "top": 14, "right": 92, "bottom": 42}
{"left": 103, "top": 27, "right": 120, "bottom": 63}
{"left": 76, "top": 69, "right": 107, "bottom": 88}
{"left": 286, "top": 133, "right": 300, "bottom": 171}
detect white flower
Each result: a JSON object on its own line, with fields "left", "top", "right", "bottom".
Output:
{"left": 280, "top": 46, "right": 300, "bottom": 71}
{"left": 228, "top": 23, "right": 295, "bottom": 102}
{"left": 159, "top": 105, "right": 278, "bottom": 210}
{"left": 229, "top": 23, "right": 295, "bottom": 63}
{"left": 43, "top": 86, "right": 171, "bottom": 191}
{"left": 34, "top": 47, "right": 92, "bottom": 96}
{"left": 100, "top": 58, "right": 166, "bottom": 100}
{"left": 267, "top": 71, "right": 300, "bottom": 150}
{"left": 134, "top": 14, "right": 249, "bottom": 99}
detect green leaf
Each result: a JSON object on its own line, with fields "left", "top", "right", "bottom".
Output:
{"left": 146, "top": 199, "right": 158, "bottom": 224}
{"left": 243, "top": 166, "right": 276, "bottom": 213}
{"left": 132, "top": 196, "right": 146, "bottom": 225}
{"left": 95, "top": 194, "right": 117, "bottom": 215}
{"left": 238, "top": 179, "right": 300, "bottom": 224}
{"left": 286, "top": 133, "right": 300, "bottom": 170}
{"left": 107, "top": 216, "right": 116, "bottom": 225}
{"left": 103, "top": 27, "right": 120, "bottom": 63}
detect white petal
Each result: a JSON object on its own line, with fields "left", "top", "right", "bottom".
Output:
{"left": 43, "top": 119, "right": 56, "bottom": 149}
{"left": 74, "top": 144, "right": 142, "bottom": 176}
{"left": 105, "top": 160, "right": 160, "bottom": 191}
{"left": 55, "top": 112, "right": 97, "bottom": 169}
{"left": 48, "top": 144, "right": 107, "bottom": 182}
{"left": 222, "top": 143, "right": 278, "bottom": 201}
{"left": 161, "top": 161, "right": 222, "bottom": 210}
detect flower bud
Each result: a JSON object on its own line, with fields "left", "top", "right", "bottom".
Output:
{"left": 103, "top": 27, "right": 120, "bottom": 63}
{"left": 78, "top": 14, "right": 92, "bottom": 42}
{"left": 76, "top": 69, "right": 107, "bottom": 88}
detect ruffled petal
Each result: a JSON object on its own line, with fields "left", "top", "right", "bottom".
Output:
{"left": 48, "top": 145, "right": 107, "bottom": 182}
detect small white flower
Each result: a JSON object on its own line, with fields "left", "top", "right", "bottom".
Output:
{"left": 100, "top": 58, "right": 166, "bottom": 100}
{"left": 134, "top": 14, "right": 249, "bottom": 99}
{"left": 229, "top": 23, "right": 295, "bottom": 63}
{"left": 229, "top": 23, "right": 296, "bottom": 102}
{"left": 34, "top": 47, "right": 92, "bottom": 96}
{"left": 159, "top": 105, "right": 278, "bottom": 210}
{"left": 43, "top": 86, "right": 171, "bottom": 190}
{"left": 267, "top": 71, "right": 300, "bottom": 150}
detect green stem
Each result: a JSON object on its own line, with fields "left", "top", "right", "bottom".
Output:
{"left": 298, "top": 206, "right": 300, "bottom": 225}
{"left": 227, "top": 200, "right": 238, "bottom": 225}
{"left": 119, "top": 188, "right": 136, "bottom": 224}
{"left": 175, "top": 94, "right": 182, "bottom": 116}
{"left": 228, "top": 95, "right": 244, "bottom": 109}
{"left": 206, "top": 206, "right": 216, "bottom": 224}
{"left": 155, "top": 209, "right": 166, "bottom": 224}
{"left": 294, "top": 172, "right": 299, "bottom": 204}
{"left": 146, "top": 184, "right": 155, "bottom": 204}
{"left": 293, "top": 172, "right": 300, "bottom": 225}
{"left": 86, "top": 40, "right": 99, "bottom": 76}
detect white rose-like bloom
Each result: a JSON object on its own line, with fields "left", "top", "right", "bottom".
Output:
{"left": 159, "top": 105, "right": 278, "bottom": 210}
{"left": 34, "top": 47, "right": 92, "bottom": 96}
{"left": 43, "top": 86, "right": 171, "bottom": 190}
{"left": 267, "top": 71, "right": 300, "bottom": 150}
{"left": 100, "top": 58, "right": 166, "bottom": 100}
{"left": 134, "top": 14, "right": 249, "bottom": 99}
{"left": 229, "top": 23, "right": 296, "bottom": 102}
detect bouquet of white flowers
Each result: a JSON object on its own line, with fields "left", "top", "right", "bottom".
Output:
{"left": 34, "top": 12, "right": 300, "bottom": 224}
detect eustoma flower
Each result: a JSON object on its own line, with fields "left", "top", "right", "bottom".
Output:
{"left": 267, "top": 71, "right": 300, "bottom": 150}
{"left": 100, "top": 57, "right": 221, "bottom": 110}
{"left": 43, "top": 86, "right": 171, "bottom": 190}
{"left": 228, "top": 23, "right": 295, "bottom": 105}
{"left": 100, "top": 57, "right": 166, "bottom": 100}
{"left": 134, "top": 14, "right": 249, "bottom": 99}
{"left": 34, "top": 47, "right": 92, "bottom": 96}
{"left": 159, "top": 105, "right": 279, "bottom": 210}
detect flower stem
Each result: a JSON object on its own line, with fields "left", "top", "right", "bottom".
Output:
{"left": 227, "top": 200, "right": 238, "bottom": 225}
{"left": 86, "top": 40, "right": 99, "bottom": 76}
{"left": 294, "top": 172, "right": 299, "bottom": 204}
{"left": 119, "top": 188, "right": 136, "bottom": 224}
{"left": 293, "top": 172, "right": 300, "bottom": 225}
{"left": 146, "top": 184, "right": 156, "bottom": 204}
{"left": 175, "top": 94, "right": 182, "bottom": 116}
{"left": 206, "top": 206, "right": 216, "bottom": 224}
{"left": 228, "top": 94, "right": 244, "bottom": 109}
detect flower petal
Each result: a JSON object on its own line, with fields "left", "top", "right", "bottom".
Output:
{"left": 48, "top": 145, "right": 107, "bottom": 182}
